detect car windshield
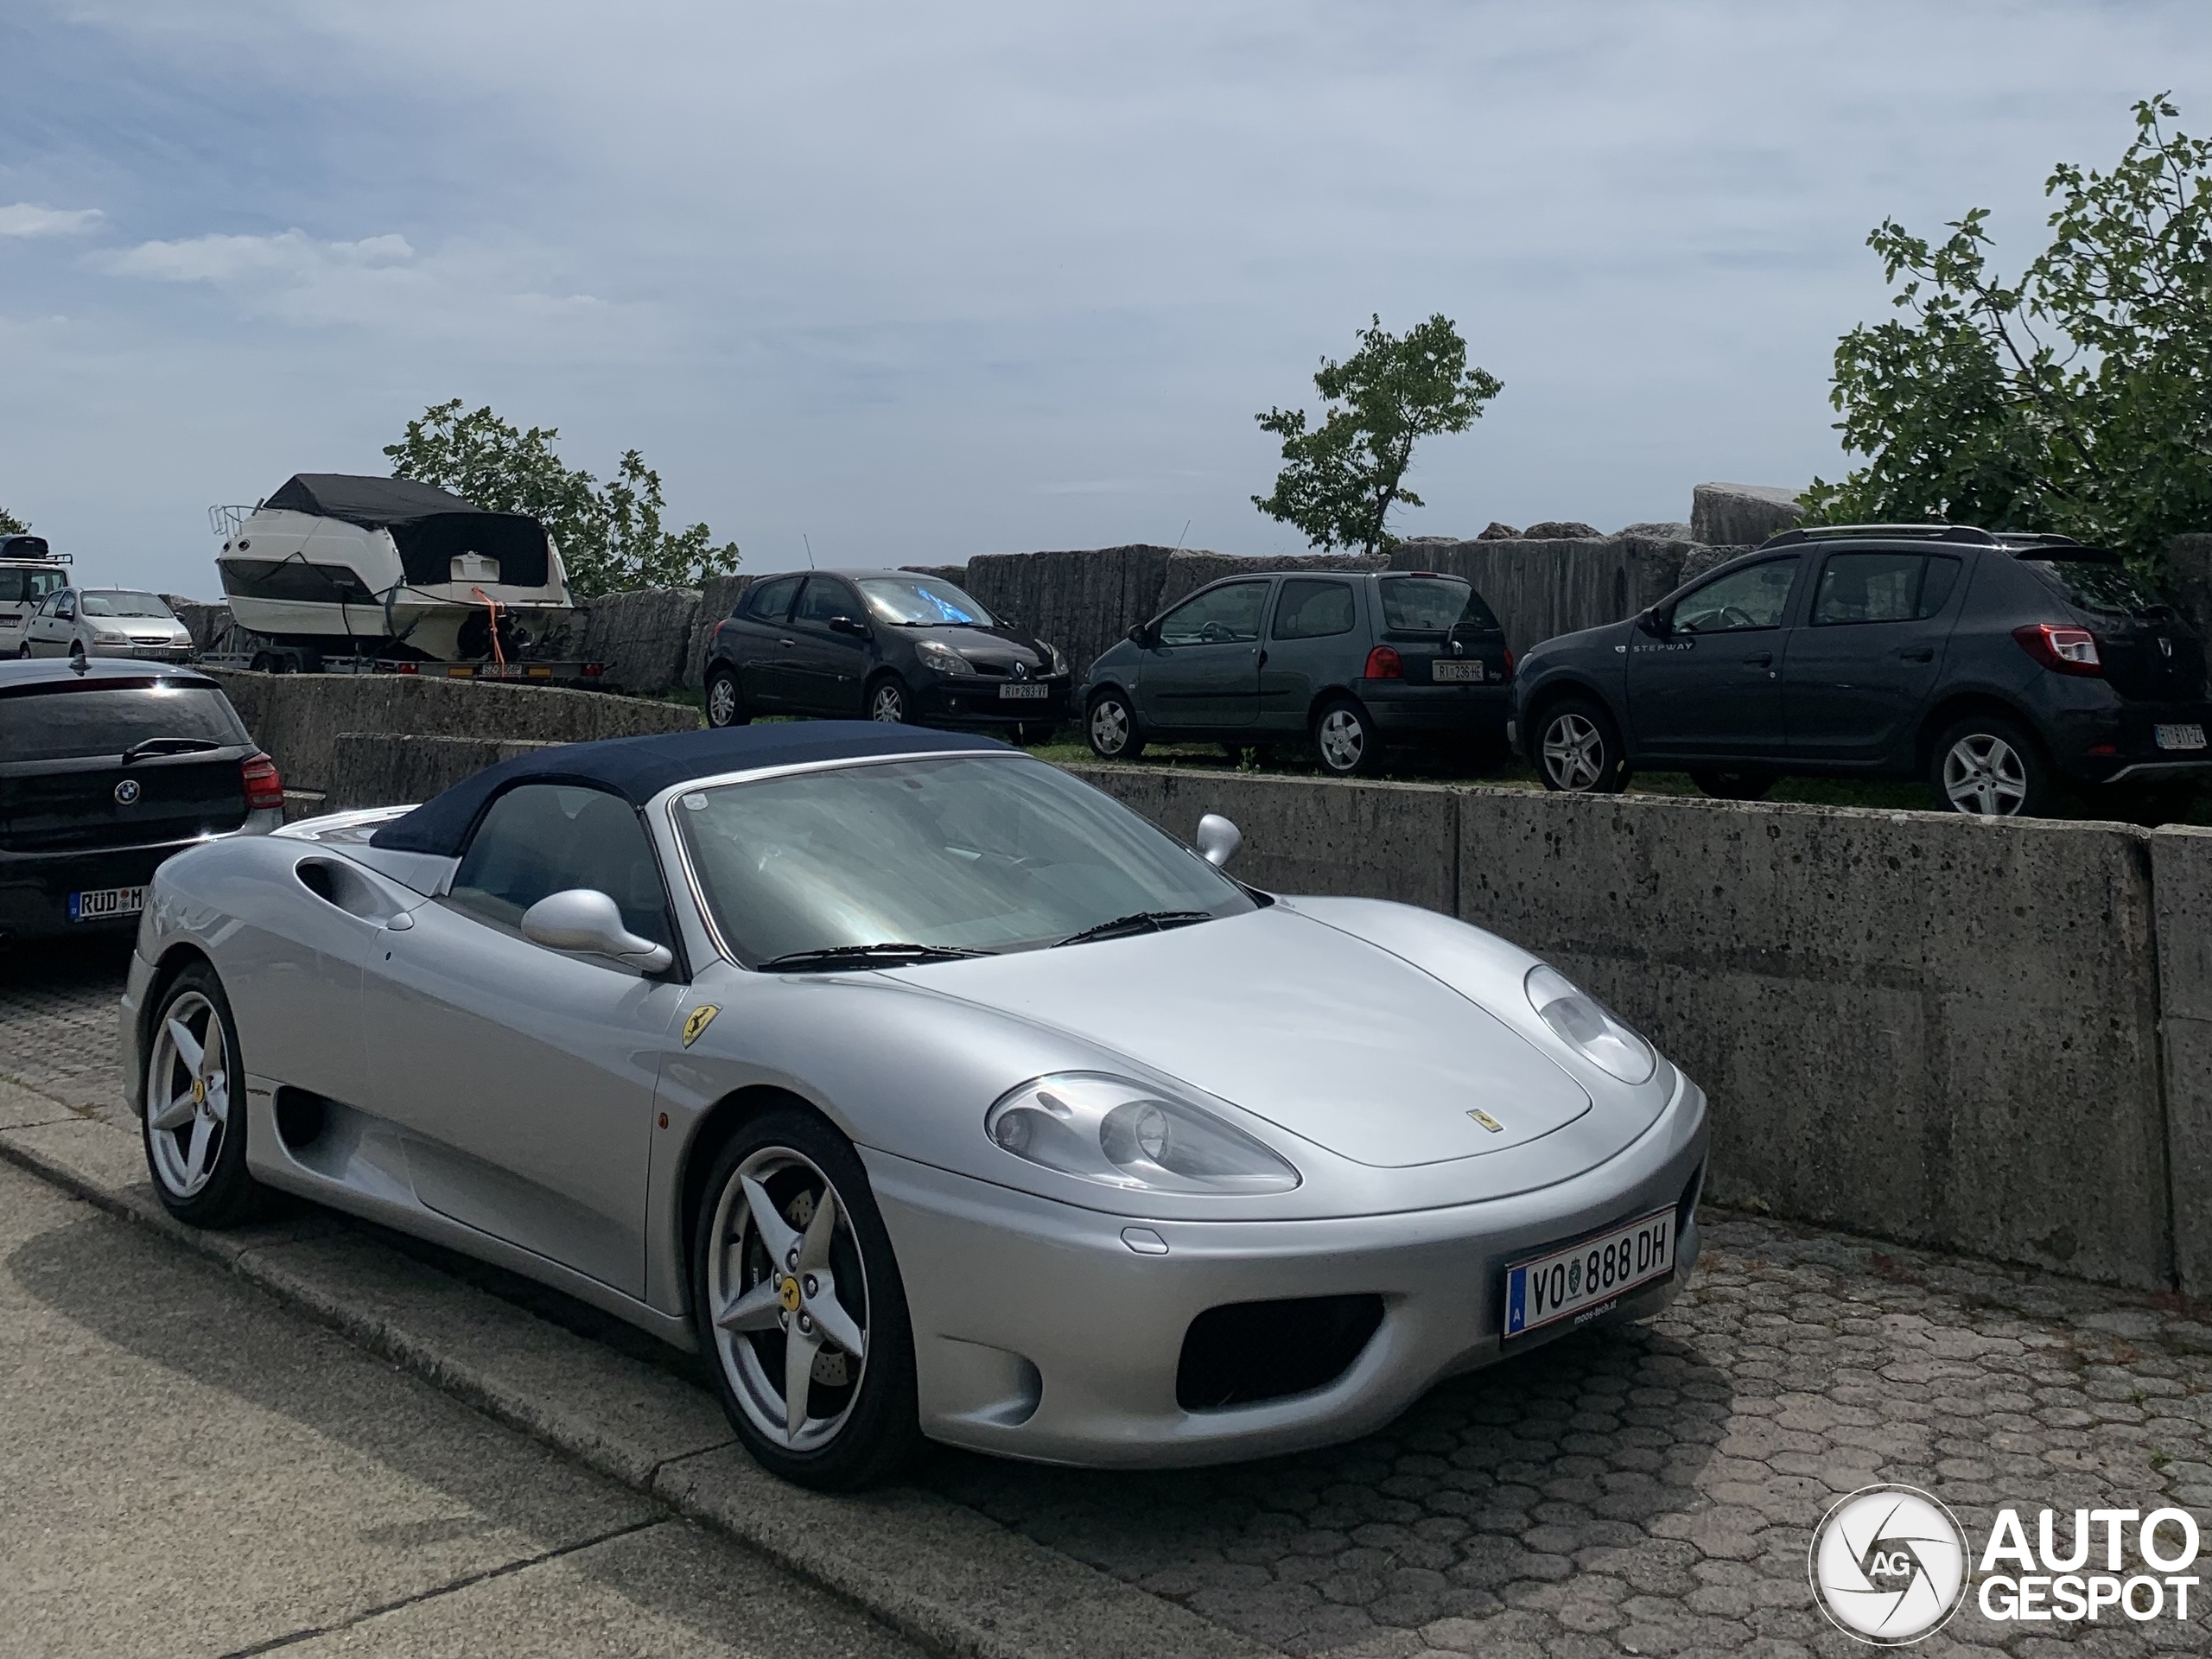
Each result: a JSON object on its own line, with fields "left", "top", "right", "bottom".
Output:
{"left": 2023, "top": 558, "right": 2171, "bottom": 619}
{"left": 0, "top": 683, "right": 248, "bottom": 762}
{"left": 857, "top": 577, "right": 995, "bottom": 628}
{"left": 1378, "top": 575, "right": 1498, "bottom": 633}
{"left": 674, "top": 754, "right": 1254, "bottom": 965}
{"left": 81, "top": 591, "right": 175, "bottom": 620}
{"left": 0, "top": 569, "right": 66, "bottom": 605}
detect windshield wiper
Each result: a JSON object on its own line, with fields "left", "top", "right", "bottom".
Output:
{"left": 121, "top": 737, "right": 224, "bottom": 761}
{"left": 758, "top": 942, "right": 991, "bottom": 972}
{"left": 1053, "top": 910, "right": 1213, "bottom": 948}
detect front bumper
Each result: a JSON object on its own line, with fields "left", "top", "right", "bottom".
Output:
{"left": 1359, "top": 680, "right": 1511, "bottom": 741}
{"left": 0, "top": 811, "right": 281, "bottom": 939}
{"left": 913, "top": 675, "right": 1071, "bottom": 730}
{"left": 86, "top": 641, "right": 196, "bottom": 663}
{"left": 868, "top": 1075, "right": 1707, "bottom": 1467}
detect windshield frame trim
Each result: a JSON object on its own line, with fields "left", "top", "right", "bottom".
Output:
{"left": 652, "top": 747, "right": 1033, "bottom": 969}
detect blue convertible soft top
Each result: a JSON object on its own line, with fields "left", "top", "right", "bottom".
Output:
{"left": 370, "top": 721, "right": 1011, "bottom": 856}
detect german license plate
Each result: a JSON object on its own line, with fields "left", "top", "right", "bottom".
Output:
{"left": 69, "top": 886, "right": 145, "bottom": 923}
{"left": 1432, "top": 660, "right": 1485, "bottom": 683}
{"left": 2155, "top": 723, "right": 2207, "bottom": 751}
{"left": 998, "top": 683, "right": 1050, "bottom": 700}
{"left": 1503, "top": 1206, "right": 1675, "bottom": 1340}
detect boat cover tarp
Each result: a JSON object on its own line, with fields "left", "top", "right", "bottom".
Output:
{"left": 261, "top": 475, "right": 552, "bottom": 589}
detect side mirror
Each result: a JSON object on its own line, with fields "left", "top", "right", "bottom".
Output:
{"left": 1195, "top": 813, "right": 1242, "bottom": 868}
{"left": 829, "top": 614, "right": 868, "bottom": 638}
{"left": 521, "top": 888, "right": 673, "bottom": 973}
{"left": 1127, "top": 621, "right": 1154, "bottom": 648}
{"left": 1637, "top": 607, "right": 1671, "bottom": 638}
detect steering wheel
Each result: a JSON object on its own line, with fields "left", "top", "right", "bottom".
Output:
{"left": 1717, "top": 606, "right": 1758, "bottom": 630}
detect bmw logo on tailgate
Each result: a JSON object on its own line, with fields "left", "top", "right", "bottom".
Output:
{"left": 114, "top": 779, "right": 141, "bottom": 805}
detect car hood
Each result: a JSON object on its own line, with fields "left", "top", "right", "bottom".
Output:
{"left": 906, "top": 623, "right": 1055, "bottom": 671}
{"left": 888, "top": 906, "right": 1592, "bottom": 1167}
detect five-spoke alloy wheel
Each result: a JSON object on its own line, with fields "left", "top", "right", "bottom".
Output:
{"left": 1535, "top": 699, "right": 1626, "bottom": 793}
{"left": 692, "top": 1109, "right": 918, "bottom": 1490}
{"left": 1931, "top": 715, "right": 2049, "bottom": 817}
{"left": 142, "top": 962, "right": 266, "bottom": 1227}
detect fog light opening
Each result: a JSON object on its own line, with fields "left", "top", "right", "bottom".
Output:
{"left": 1177, "top": 1294, "right": 1384, "bottom": 1411}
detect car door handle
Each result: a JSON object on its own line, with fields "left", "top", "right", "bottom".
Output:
{"left": 1897, "top": 646, "right": 1934, "bottom": 662}
{"left": 1742, "top": 652, "right": 1773, "bottom": 668}
{"left": 778, "top": 637, "right": 796, "bottom": 649}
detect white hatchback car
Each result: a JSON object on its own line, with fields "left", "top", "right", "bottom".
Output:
{"left": 20, "top": 587, "right": 195, "bottom": 663}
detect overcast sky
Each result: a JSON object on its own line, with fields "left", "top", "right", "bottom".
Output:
{"left": 3, "top": 2, "right": 2209, "bottom": 594}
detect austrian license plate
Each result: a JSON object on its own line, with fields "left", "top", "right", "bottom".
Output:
{"left": 1503, "top": 1206, "right": 1675, "bottom": 1340}
{"left": 998, "top": 683, "right": 1050, "bottom": 700}
{"left": 2155, "top": 722, "right": 2207, "bottom": 751}
{"left": 68, "top": 886, "right": 146, "bottom": 923}
{"left": 1431, "top": 660, "right": 1485, "bottom": 683}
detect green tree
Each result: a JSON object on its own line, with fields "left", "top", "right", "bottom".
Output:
{"left": 1804, "top": 94, "right": 2212, "bottom": 567}
{"left": 0, "top": 505, "right": 28, "bottom": 535}
{"left": 383, "top": 400, "right": 741, "bottom": 598}
{"left": 1253, "top": 314, "right": 1502, "bottom": 556}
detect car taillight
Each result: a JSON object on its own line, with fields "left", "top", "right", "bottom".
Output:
{"left": 1502, "top": 644, "right": 1516, "bottom": 679}
{"left": 242, "top": 753, "right": 285, "bottom": 810}
{"left": 2013, "top": 623, "right": 2102, "bottom": 676}
{"left": 1363, "top": 645, "right": 1403, "bottom": 680}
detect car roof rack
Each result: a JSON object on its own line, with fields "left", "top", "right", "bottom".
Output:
{"left": 1759, "top": 523, "right": 2000, "bottom": 549}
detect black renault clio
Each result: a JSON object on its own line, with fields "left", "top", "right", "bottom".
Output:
{"left": 1510, "top": 524, "right": 2211, "bottom": 817}
{"left": 0, "top": 659, "right": 283, "bottom": 940}
{"left": 701, "top": 569, "right": 1071, "bottom": 739}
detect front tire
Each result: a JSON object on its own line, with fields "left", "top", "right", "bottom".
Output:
{"left": 142, "top": 963, "right": 266, "bottom": 1229}
{"left": 1534, "top": 698, "right": 1627, "bottom": 794}
{"left": 691, "top": 1109, "right": 920, "bottom": 1491}
{"left": 1085, "top": 688, "right": 1147, "bottom": 760}
{"left": 1313, "top": 697, "right": 1382, "bottom": 778}
{"left": 867, "top": 676, "right": 911, "bottom": 724}
{"left": 704, "top": 666, "right": 748, "bottom": 728}
{"left": 1929, "top": 714, "right": 2052, "bottom": 817}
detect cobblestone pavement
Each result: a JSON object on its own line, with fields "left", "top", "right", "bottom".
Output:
{"left": 11, "top": 948, "right": 2212, "bottom": 1658}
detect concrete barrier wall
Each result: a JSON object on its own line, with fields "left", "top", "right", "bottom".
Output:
{"left": 205, "top": 668, "right": 696, "bottom": 796}
{"left": 1074, "top": 765, "right": 2195, "bottom": 1293}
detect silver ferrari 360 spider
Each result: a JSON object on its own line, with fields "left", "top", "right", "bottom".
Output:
{"left": 122, "top": 724, "right": 1707, "bottom": 1489}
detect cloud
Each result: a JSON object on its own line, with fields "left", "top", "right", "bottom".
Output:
{"left": 0, "top": 203, "right": 104, "bottom": 238}
{"left": 110, "top": 228, "right": 413, "bottom": 283}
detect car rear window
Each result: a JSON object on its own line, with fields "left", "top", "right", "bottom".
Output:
{"left": 1378, "top": 575, "right": 1500, "bottom": 633}
{"left": 0, "top": 683, "right": 250, "bottom": 763}
{"left": 0, "top": 568, "right": 67, "bottom": 605}
{"left": 2023, "top": 558, "right": 2171, "bottom": 619}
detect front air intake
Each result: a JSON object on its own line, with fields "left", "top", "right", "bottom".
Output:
{"left": 1176, "top": 1294, "right": 1383, "bottom": 1410}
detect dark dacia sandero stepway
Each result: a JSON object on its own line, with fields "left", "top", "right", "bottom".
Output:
{"left": 1510, "top": 523, "right": 2212, "bottom": 817}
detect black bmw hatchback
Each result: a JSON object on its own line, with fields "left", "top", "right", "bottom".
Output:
{"left": 0, "top": 659, "right": 283, "bottom": 940}
{"left": 701, "top": 569, "right": 1071, "bottom": 738}
{"left": 1510, "top": 524, "right": 2211, "bottom": 817}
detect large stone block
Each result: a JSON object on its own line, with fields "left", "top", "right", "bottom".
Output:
{"left": 962, "top": 545, "right": 1177, "bottom": 686}
{"left": 1384, "top": 535, "right": 1694, "bottom": 658}
{"left": 683, "top": 574, "right": 754, "bottom": 691}
{"left": 1154, "top": 550, "right": 1385, "bottom": 610}
{"left": 1457, "top": 789, "right": 2166, "bottom": 1287}
{"left": 1690, "top": 482, "right": 1805, "bottom": 549}
{"left": 1069, "top": 766, "right": 1458, "bottom": 914}
{"left": 579, "top": 587, "right": 702, "bottom": 696}
{"left": 203, "top": 669, "right": 696, "bottom": 795}
{"left": 2154, "top": 825, "right": 2212, "bottom": 1294}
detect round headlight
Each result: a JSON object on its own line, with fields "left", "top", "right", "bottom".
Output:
{"left": 1524, "top": 964, "right": 1656, "bottom": 1084}
{"left": 986, "top": 1073, "right": 1300, "bottom": 1194}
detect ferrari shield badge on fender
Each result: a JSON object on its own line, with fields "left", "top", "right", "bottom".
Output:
{"left": 682, "top": 1004, "right": 721, "bottom": 1047}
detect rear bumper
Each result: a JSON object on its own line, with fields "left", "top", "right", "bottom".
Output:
{"left": 1360, "top": 681, "right": 1511, "bottom": 741}
{"left": 2042, "top": 693, "right": 2212, "bottom": 784}
{"left": 0, "top": 811, "right": 279, "bottom": 939}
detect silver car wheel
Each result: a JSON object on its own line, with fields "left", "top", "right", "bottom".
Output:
{"left": 1090, "top": 697, "right": 1130, "bottom": 754}
{"left": 1942, "top": 733, "right": 2028, "bottom": 815}
{"left": 145, "top": 991, "right": 232, "bottom": 1200}
{"left": 705, "top": 1147, "right": 871, "bottom": 1452}
{"left": 707, "top": 675, "right": 739, "bottom": 727}
{"left": 869, "top": 683, "right": 906, "bottom": 723}
{"left": 1318, "top": 708, "right": 1365, "bottom": 771}
{"left": 1541, "top": 712, "right": 1605, "bottom": 791}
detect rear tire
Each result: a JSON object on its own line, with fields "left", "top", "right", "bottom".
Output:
{"left": 1313, "top": 697, "right": 1382, "bottom": 778}
{"left": 1086, "top": 688, "right": 1146, "bottom": 760}
{"left": 690, "top": 1109, "right": 920, "bottom": 1491}
{"left": 1534, "top": 698, "right": 1627, "bottom": 793}
{"left": 1929, "top": 714, "right": 2052, "bottom": 817}
{"left": 705, "top": 666, "right": 748, "bottom": 728}
{"left": 1689, "top": 769, "right": 1774, "bottom": 801}
{"left": 142, "top": 963, "right": 267, "bottom": 1229}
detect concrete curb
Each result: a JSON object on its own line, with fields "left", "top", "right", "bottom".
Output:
{"left": 0, "top": 1086, "right": 1267, "bottom": 1659}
